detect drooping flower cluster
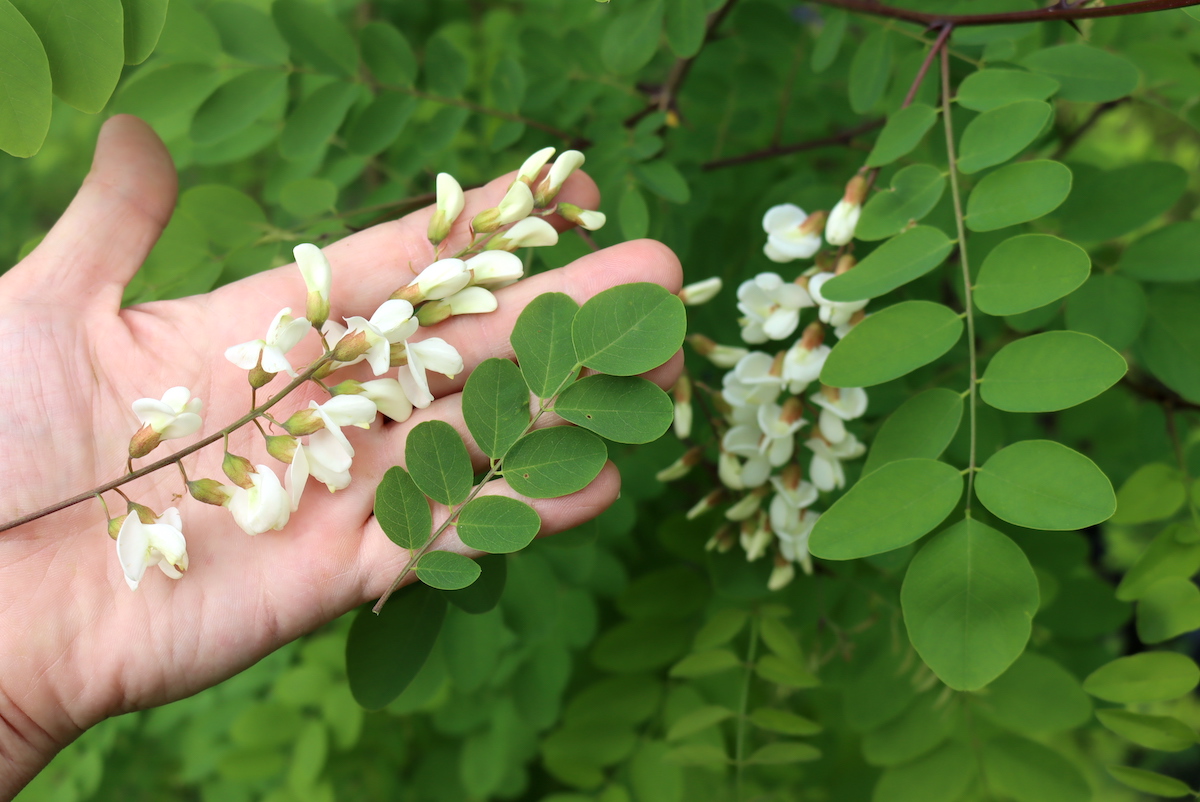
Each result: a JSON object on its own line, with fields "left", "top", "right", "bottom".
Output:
{"left": 109, "top": 148, "right": 602, "bottom": 591}
{"left": 762, "top": 173, "right": 866, "bottom": 265}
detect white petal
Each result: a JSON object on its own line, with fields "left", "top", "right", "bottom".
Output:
{"left": 294, "top": 243, "right": 333, "bottom": 297}
{"left": 309, "top": 428, "right": 353, "bottom": 473}
{"left": 115, "top": 515, "right": 152, "bottom": 590}
{"left": 762, "top": 204, "right": 808, "bottom": 234}
{"left": 159, "top": 412, "right": 203, "bottom": 441}
{"left": 369, "top": 299, "right": 416, "bottom": 335}
{"left": 319, "top": 395, "right": 378, "bottom": 427}
{"left": 286, "top": 445, "right": 310, "bottom": 512}
{"left": 224, "top": 340, "right": 266, "bottom": 370}
{"left": 410, "top": 337, "right": 463, "bottom": 377}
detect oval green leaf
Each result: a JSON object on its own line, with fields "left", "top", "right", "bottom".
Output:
{"left": 272, "top": 0, "right": 359, "bottom": 78}
{"left": 191, "top": 69, "right": 287, "bottom": 145}
{"left": 360, "top": 21, "right": 417, "bottom": 86}
{"left": 809, "top": 459, "right": 963, "bottom": 560}
{"left": 0, "top": 0, "right": 53, "bottom": 158}
{"left": 849, "top": 29, "right": 892, "bottom": 113}
{"left": 957, "top": 101, "right": 1052, "bottom": 175}
{"left": 973, "top": 234, "right": 1090, "bottom": 316}
{"left": 822, "top": 301, "right": 963, "bottom": 388}
{"left": 279, "top": 80, "right": 361, "bottom": 160}
{"left": 374, "top": 466, "right": 432, "bottom": 550}
{"left": 463, "top": 358, "right": 531, "bottom": 460}
{"left": 856, "top": 164, "right": 946, "bottom": 242}
{"left": 1111, "top": 463, "right": 1186, "bottom": 525}
{"left": 1116, "top": 523, "right": 1200, "bottom": 601}
{"left": 1096, "top": 709, "right": 1198, "bottom": 752}
{"left": 956, "top": 69, "right": 1059, "bottom": 112}
{"left": 457, "top": 495, "right": 541, "bottom": 554}
{"left": 1139, "top": 286, "right": 1200, "bottom": 404}
{"left": 975, "top": 653, "right": 1092, "bottom": 735}
{"left": 405, "top": 420, "right": 473, "bottom": 506}
{"left": 346, "top": 584, "right": 446, "bottom": 710}
{"left": 573, "top": 283, "right": 686, "bottom": 376}
{"left": 749, "top": 708, "right": 822, "bottom": 736}
{"left": 123, "top": 0, "right": 170, "bottom": 65}
{"left": 820, "top": 226, "right": 955, "bottom": 302}
{"left": 982, "top": 736, "right": 1090, "bottom": 802}
{"left": 1064, "top": 273, "right": 1146, "bottom": 350}
{"left": 902, "top": 519, "right": 1039, "bottom": 690}
{"left": 345, "top": 91, "right": 416, "bottom": 156}
{"left": 976, "top": 440, "right": 1115, "bottom": 530}
{"left": 1107, "top": 766, "right": 1194, "bottom": 798}
{"left": 1058, "top": 162, "right": 1186, "bottom": 243}
{"left": 871, "top": 741, "right": 978, "bottom": 802}
{"left": 867, "top": 104, "right": 939, "bottom": 167}
{"left": 1083, "top": 652, "right": 1200, "bottom": 703}
{"left": 1120, "top": 222, "right": 1200, "bottom": 282}
{"left": 1020, "top": 44, "right": 1139, "bottom": 103}
{"left": 965, "top": 160, "right": 1072, "bottom": 232}
{"left": 504, "top": 427, "right": 608, "bottom": 499}
{"left": 443, "top": 553, "right": 507, "bottom": 614}
{"left": 512, "top": 292, "right": 580, "bottom": 398}
{"left": 1136, "top": 577, "right": 1200, "bottom": 644}
{"left": 415, "top": 550, "right": 482, "bottom": 591}
{"left": 11, "top": 0, "right": 123, "bottom": 114}
{"left": 863, "top": 389, "right": 963, "bottom": 475}
{"left": 980, "top": 331, "right": 1126, "bottom": 412}
{"left": 554, "top": 374, "right": 673, "bottom": 444}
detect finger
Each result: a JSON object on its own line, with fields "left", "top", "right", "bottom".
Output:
{"left": 6, "top": 115, "right": 177, "bottom": 311}
{"left": 355, "top": 461, "right": 621, "bottom": 601}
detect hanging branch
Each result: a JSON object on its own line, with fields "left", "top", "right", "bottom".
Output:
{"left": 701, "top": 119, "right": 884, "bottom": 170}
{"left": 809, "top": 0, "right": 1200, "bottom": 27}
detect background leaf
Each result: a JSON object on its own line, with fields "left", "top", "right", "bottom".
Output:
{"left": 866, "top": 104, "right": 938, "bottom": 167}
{"left": 863, "top": 389, "right": 962, "bottom": 474}
{"left": 1020, "top": 44, "right": 1140, "bottom": 102}
{"left": 11, "top": 0, "right": 124, "bottom": 113}
{"left": 956, "top": 69, "right": 1059, "bottom": 112}
{"left": 848, "top": 29, "right": 892, "bottom": 113}
{"left": 856, "top": 164, "right": 945, "bottom": 242}
{"left": 1084, "top": 652, "right": 1200, "bottom": 703}
{"left": 0, "top": 0, "right": 51, "bottom": 158}
{"left": 346, "top": 585, "right": 446, "bottom": 710}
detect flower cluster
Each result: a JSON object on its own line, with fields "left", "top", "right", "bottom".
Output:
{"left": 108, "top": 148, "right": 602, "bottom": 591}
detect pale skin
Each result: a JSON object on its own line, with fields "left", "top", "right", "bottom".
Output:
{"left": 0, "top": 115, "right": 683, "bottom": 798}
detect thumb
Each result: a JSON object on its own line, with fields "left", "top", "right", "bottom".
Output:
{"left": 5, "top": 115, "right": 178, "bottom": 311}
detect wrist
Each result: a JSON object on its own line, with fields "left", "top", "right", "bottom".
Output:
{"left": 0, "top": 685, "right": 69, "bottom": 800}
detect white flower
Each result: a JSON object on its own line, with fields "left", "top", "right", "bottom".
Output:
{"left": 338, "top": 299, "right": 419, "bottom": 375}
{"left": 360, "top": 379, "right": 413, "bottom": 422}
{"left": 775, "top": 508, "right": 820, "bottom": 575}
{"left": 812, "top": 385, "right": 868, "bottom": 421}
{"left": 132, "top": 387, "right": 203, "bottom": 440}
{"left": 726, "top": 488, "right": 768, "bottom": 521}
{"left": 443, "top": 286, "right": 498, "bottom": 315}
{"left": 397, "top": 337, "right": 464, "bottom": 409}
{"left": 825, "top": 176, "right": 866, "bottom": 246}
{"left": 762, "top": 205, "right": 824, "bottom": 263}
{"left": 491, "top": 217, "right": 558, "bottom": 250}
{"left": 768, "top": 557, "right": 796, "bottom": 591}
{"left": 740, "top": 518, "right": 772, "bottom": 561}
{"left": 679, "top": 278, "right": 722, "bottom": 306}
{"left": 286, "top": 429, "right": 355, "bottom": 507}
{"left": 310, "top": 395, "right": 378, "bottom": 455}
{"left": 116, "top": 507, "right": 188, "bottom": 591}
{"left": 466, "top": 251, "right": 524, "bottom": 289}
{"left": 557, "top": 203, "right": 606, "bottom": 231}
{"left": 722, "top": 352, "right": 784, "bottom": 407}
{"left": 808, "top": 272, "right": 869, "bottom": 329}
{"left": 517, "top": 146, "right": 556, "bottom": 184}
{"left": 428, "top": 173, "right": 465, "bottom": 244}
{"left": 405, "top": 258, "right": 472, "bottom": 302}
{"left": 737, "top": 273, "right": 813, "bottom": 344}
{"left": 225, "top": 308, "right": 312, "bottom": 377}
{"left": 294, "top": 243, "right": 332, "bottom": 327}
{"left": 783, "top": 322, "right": 830, "bottom": 394}
{"left": 535, "top": 149, "right": 584, "bottom": 205}
{"left": 807, "top": 434, "right": 866, "bottom": 492}
{"left": 226, "top": 465, "right": 292, "bottom": 535}
{"left": 473, "top": 182, "right": 535, "bottom": 233}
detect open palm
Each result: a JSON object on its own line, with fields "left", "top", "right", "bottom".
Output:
{"left": 0, "top": 116, "right": 681, "bottom": 797}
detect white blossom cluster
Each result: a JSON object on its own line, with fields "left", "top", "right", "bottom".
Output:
{"left": 661, "top": 178, "right": 873, "bottom": 592}
{"left": 111, "top": 149, "right": 602, "bottom": 591}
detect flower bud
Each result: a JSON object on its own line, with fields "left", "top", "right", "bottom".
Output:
{"left": 108, "top": 514, "right": 126, "bottom": 540}
{"left": 266, "top": 434, "right": 299, "bottom": 464}
{"left": 294, "top": 243, "right": 332, "bottom": 329}
{"left": 486, "top": 217, "right": 558, "bottom": 251}
{"left": 535, "top": 150, "right": 585, "bottom": 206}
{"left": 556, "top": 203, "right": 606, "bottom": 231}
{"left": 466, "top": 251, "right": 524, "bottom": 289}
{"left": 672, "top": 374, "right": 693, "bottom": 440}
{"left": 281, "top": 408, "right": 323, "bottom": 437}
{"left": 687, "top": 490, "right": 725, "bottom": 520}
{"left": 248, "top": 362, "right": 276, "bottom": 389}
{"left": 516, "top": 146, "right": 556, "bottom": 185}
{"left": 427, "top": 173, "right": 465, "bottom": 245}
{"left": 799, "top": 209, "right": 828, "bottom": 237}
{"left": 392, "top": 258, "right": 471, "bottom": 304}
{"left": 128, "top": 424, "right": 162, "bottom": 459}
{"left": 706, "top": 525, "right": 735, "bottom": 553}
{"left": 188, "top": 478, "right": 230, "bottom": 507}
{"left": 332, "top": 330, "right": 371, "bottom": 364}
{"left": 825, "top": 176, "right": 865, "bottom": 246}
{"left": 679, "top": 277, "right": 722, "bottom": 306}
{"left": 417, "top": 286, "right": 498, "bottom": 326}
{"left": 223, "top": 452, "right": 256, "bottom": 489}
{"left": 800, "top": 321, "right": 825, "bottom": 351}
{"left": 656, "top": 446, "right": 704, "bottom": 482}
{"left": 768, "top": 555, "right": 796, "bottom": 591}
{"left": 686, "top": 334, "right": 748, "bottom": 369}
{"left": 726, "top": 486, "right": 770, "bottom": 522}
{"left": 472, "top": 182, "right": 535, "bottom": 234}
{"left": 835, "top": 254, "right": 856, "bottom": 275}
{"left": 328, "top": 379, "right": 365, "bottom": 396}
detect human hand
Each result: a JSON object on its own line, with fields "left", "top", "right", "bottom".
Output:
{"left": 0, "top": 115, "right": 682, "bottom": 797}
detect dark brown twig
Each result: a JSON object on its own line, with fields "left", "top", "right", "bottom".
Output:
{"left": 810, "top": 0, "right": 1200, "bottom": 27}
{"left": 702, "top": 119, "right": 885, "bottom": 170}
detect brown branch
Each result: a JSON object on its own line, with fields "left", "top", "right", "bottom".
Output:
{"left": 702, "top": 118, "right": 885, "bottom": 170}
{"left": 810, "top": 0, "right": 1200, "bottom": 27}
{"left": 1122, "top": 375, "right": 1200, "bottom": 412}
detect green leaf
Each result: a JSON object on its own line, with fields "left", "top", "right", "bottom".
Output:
{"left": 759, "top": 615, "right": 803, "bottom": 663}
{"left": 512, "top": 292, "right": 580, "bottom": 398}
{"left": 863, "top": 389, "right": 962, "bottom": 475}
{"left": 755, "top": 655, "right": 820, "bottom": 688}
{"left": 973, "top": 234, "right": 1090, "bottom": 316}
{"left": 666, "top": 705, "right": 734, "bottom": 740}
{"left": 1083, "top": 652, "right": 1200, "bottom": 703}
{"left": 11, "top": 0, "right": 123, "bottom": 114}
{"left": 1116, "top": 523, "right": 1200, "bottom": 601}
{"left": 1064, "top": 273, "right": 1146, "bottom": 350}
{"left": 272, "top": 0, "right": 358, "bottom": 78}
{"left": 1058, "top": 162, "right": 1187, "bottom": 243}
{"left": 1137, "top": 577, "right": 1200, "bottom": 644}
{"left": 822, "top": 301, "right": 962, "bottom": 388}
{"left": 554, "top": 375, "right": 673, "bottom": 444}
{"left": 981, "top": 735, "right": 1090, "bottom": 802}
{"left": 849, "top": 29, "right": 892, "bottom": 113}
{"left": 279, "top": 81, "right": 360, "bottom": 160}
{"left": 871, "top": 741, "right": 978, "bottom": 802}
{"left": 405, "top": 420, "right": 474, "bottom": 506}
{"left": 178, "top": 184, "right": 267, "bottom": 250}
{"left": 346, "top": 584, "right": 446, "bottom": 710}
{"left": 668, "top": 649, "right": 740, "bottom": 678}
{"left": 965, "top": 160, "right": 1072, "bottom": 232}
{"left": 345, "top": 91, "right": 416, "bottom": 156}
{"left": 819, "top": 226, "right": 954, "bottom": 302}
{"left": 456, "top": 495, "right": 541, "bottom": 554}
{"left": 415, "top": 551, "right": 481, "bottom": 590}
{"left": 504, "top": 427, "right": 608, "bottom": 499}
{"left": 121, "top": 0, "right": 169, "bottom": 64}
{"left": 746, "top": 742, "right": 821, "bottom": 764}
{"left": 630, "top": 742, "right": 684, "bottom": 802}
{"left": 1138, "top": 286, "right": 1200, "bottom": 404}
{"left": 594, "top": 618, "right": 690, "bottom": 673}
{"left": 1120, "top": 222, "right": 1200, "bottom": 282}
{"left": 191, "top": 70, "right": 287, "bottom": 145}
{"left": 635, "top": 160, "right": 691, "bottom": 204}
{"left": 443, "top": 553, "right": 506, "bottom": 614}
{"left": 279, "top": 178, "right": 337, "bottom": 218}
{"left": 866, "top": 104, "right": 939, "bottom": 167}
{"left": 619, "top": 184, "right": 650, "bottom": 240}
{"left": 424, "top": 34, "right": 468, "bottom": 97}
{"left": 374, "top": 466, "right": 432, "bottom": 550}
{"left": 1020, "top": 44, "right": 1140, "bottom": 103}
{"left": 1107, "top": 766, "right": 1194, "bottom": 798}
{"left": 662, "top": 745, "right": 728, "bottom": 766}
{"left": 749, "top": 708, "right": 822, "bottom": 736}
{"left": 856, "top": 164, "right": 945, "bottom": 242}
{"left": 902, "top": 519, "right": 1039, "bottom": 690}
{"left": 976, "top": 440, "right": 1115, "bottom": 530}
{"left": 360, "top": 21, "right": 417, "bottom": 86}
{"left": 811, "top": 9, "right": 846, "bottom": 73}
{"left": 693, "top": 608, "right": 749, "bottom": 650}
{"left": 0, "top": 0, "right": 52, "bottom": 157}
{"left": 573, "top": 283, "right": 686, "bottom": 376}
{"left": 601, "top": 0, "right": 664, "bottom": 75}
{"left": 862, "top": 693, "right": 954, "bottom": 767}
{"left": 1097, "top": 709, "right": 1198, "bottom": 752}
{"left": 463, "top": 358, "right": 530, "bottom": 460}
{"left": 208, "top": 3, "right": 286, "bottom": 66}
{"left": 112, "top": 62, "right": 222, "bottom": 131}
{"left": 809, "top": 459, "right": 962, "bottom": 560}
{"left": 956, "top": 69, "right": 1059, "bottom": 112}
{"left": 980, "top": 331, "right": 1126, "bottom": 412}
{"left": 957, "top": 100, "right": 1052, "bottom": 175}
{"left": 974, "top": 653, "right": 1092, "bottom": 735}
{"left": 1112, "top": 463, "right": 1186, "bottom": 525}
